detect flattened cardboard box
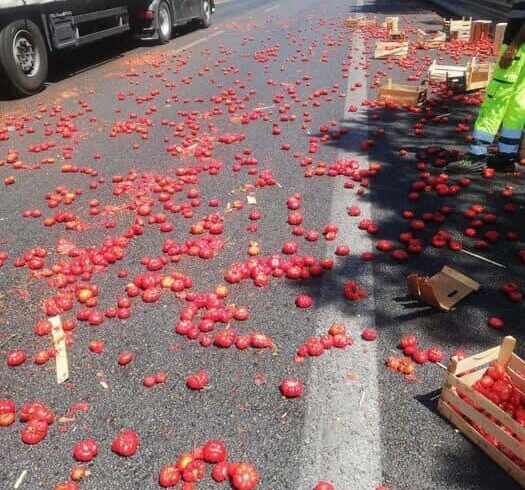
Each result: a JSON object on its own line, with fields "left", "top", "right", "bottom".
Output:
{"left": 407, "top": 266, "right": 480, "bottom": 311}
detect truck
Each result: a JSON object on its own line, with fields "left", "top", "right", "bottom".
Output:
{"left": 0, "top": 0, "right": 214, "bottom": 96}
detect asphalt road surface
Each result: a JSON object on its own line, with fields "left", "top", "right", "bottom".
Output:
{"left": 0, "top": 0, "right": 524, "bottom": 489}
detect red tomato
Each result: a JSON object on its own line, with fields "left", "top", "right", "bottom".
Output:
{"left": 111, "top": 429, "right": 139, "bottom": 457}
{"left": 159, "top": 464, "right": 181, "bottom": 487}
{"left": 21, "top": 418, "right": 48, "bottom": 444}
{"left": 486, "top": 362, "right": 506, "bottom": 381}
{"left": 479, "top": 375, "right": 494, "bottom": 390}
{"left": 182, "top": 459, "right": 206, "bottom": 482}
{"left": 212, "top": 461, "right": 229, "bottom": 482}
{"left": 203, "top": 439, "right": 227, "bottom": 463}
{"left": 73, "top": 439, "right": 99, "bottom": 462}
{"left": 279, "top": 378, "right": 304, "bottom": 398}
{"left": 314, "top": 482, "right": 335, "bottom": 490}
{"left": 19, "top": 402, "right": 54, "bottom": 424}
{"left": 117, "top": 351, "right": 133, "bottom": 365}
{"left": 7, "top": 350, "right": 27, "bottom": 366}
{"left": 88, "top": 339, "right": 104, "bottom": 354}
{"left": 0, "top": 399, "right": 15, "bottom": 427}
{"left": 230, "top": 463, "right": 259, "bottom": 490}
{"left": 493, "top": 380, "right": 512, "bottom": 402}
{"left": 53, "top": 483, "right": 79, "bottom": 490}
{"left": 176, "top": 452, "right": 194, "bottom": 471}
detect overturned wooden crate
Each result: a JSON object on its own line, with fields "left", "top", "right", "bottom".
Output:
{"left": 416, "top": 28, "right": 446, "bottom": 49}
{"left": 378, "top": 79, "right": 427, "bottom": 106}
{"left": 439, "top": 336, "right": 525, "bottom": 487}
{"left": 374, "top": 41, "right": 409, "bottom": 59}
{"left": 444, "top": 18, "right": 472, "bottom": 41}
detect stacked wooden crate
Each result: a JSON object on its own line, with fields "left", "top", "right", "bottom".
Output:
{"left": 470, "top": 20, "right": 492, "bottom": 43}
{"left": 444, "top": 18, "right": 472, "bottom": 41}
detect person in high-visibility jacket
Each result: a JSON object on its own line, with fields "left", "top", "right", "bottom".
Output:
{"left": 448, "top": 5, "right": 524, "bottom": 173}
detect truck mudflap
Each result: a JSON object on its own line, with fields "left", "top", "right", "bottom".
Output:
{"left": 48, "top": 11, "right": 76, "bottom": 49}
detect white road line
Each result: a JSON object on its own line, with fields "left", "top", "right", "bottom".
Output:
{"left": 297, "top": 0, "right": 382, "bottom": 488}
{"left": 264, "top": 4, "right": 280, "bottom": 13}
{"left": 174, "top": 30, "right": 224, "bottom": 53}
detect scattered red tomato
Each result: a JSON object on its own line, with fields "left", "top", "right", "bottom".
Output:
{"left": 7, "top": 350, "right": 27, "bottom": 367}
{"left": 111, "top": 429, "right": 139, "bottom": 457}
{"left": 361, "top": 328, "right": 377, "bottom": 341}
{"left": 159, "top": 464, "right": 181, "bottom": 487}
{"left": 280, "top": 378, "right": 304, "bottom": 398}
{"left": 203, "top": 439, "right": 227, "bottom": 463}
{"left": 230, "top": 462, "right": 260, "bottom": 490}
{"left": 0, "top": 399, "right": 15, "bottom": 427}
{"left": 21, "top": 418, "right": 48, "bottom": 444}
{"left": 73, "top": 439, "right": 99, "bottom": 462}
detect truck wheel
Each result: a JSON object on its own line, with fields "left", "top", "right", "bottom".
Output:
{"left": 157, "top": 1, "right": 172, "bottom": 44}
{"left": 0, "top": 19, "right": 48, "bottom": 96}
{"left": 200, "top": 0, "right": 212, "bottom": 28}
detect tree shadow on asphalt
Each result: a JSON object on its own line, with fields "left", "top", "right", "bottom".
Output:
{"left": 289, "top": 92, "right": 524, "bottom": 489}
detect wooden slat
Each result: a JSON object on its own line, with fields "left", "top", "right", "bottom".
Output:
{"left": 445, "top": 372, "right": 525, "bottom": 439}
{"left": 453, "top": 345, "right": 500, "bottom": 374}
{"left": 497, "top": 337, "right": 516, "bottom": 365}
{"left": 439, "top": 400, "right": 525, "bottom": 487}
{"left": 508, "top": 368, "right": 525, "bottom": 394}
{"left": 441, "top": 387, "right": 523, "bottom": 457}
{"left": 509, "top": 353, "right": 525, "bottom": 374}
{"left": 458, "top": 369, "right": 484, "bottom": 386}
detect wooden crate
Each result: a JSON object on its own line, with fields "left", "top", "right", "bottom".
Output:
{"left": 428, "top": 60, "right": 466, "bottom": 84}
{"left": 346, "top": 16, "right": 377, "bottom": 29}
{"left": 389, "top": 30, "right": 405, "bottom": 42}
{"left": 378, "top": 79, "right": 427, "bottom": 105}
{"left": 346, "top": 16, "right": 364, "bottom": 28}
{"left": 494, "top": 23, "right": 508, "bottom": 54}
{"left": 439, "top": 336, "right": 525, "bottom": 487}
{"left": 416, "top": 29, "right": 446, "bottom": 49}
{"left": 466, "top": 60, "right": 494, "bottom": 91}
{"left": 383, "top": 16, "right": 399, "bottom": 32}
{"left": 374, "top": 41, "right": 409, "bottom": 59}
{"left": 520, "top": 133, "right": 525, "bottom": 162}
{"left": 470, "top": 20, "right": 492, "bottom": 44}
{"left": 444, "top": 18, "right": 472, "bottom": 41}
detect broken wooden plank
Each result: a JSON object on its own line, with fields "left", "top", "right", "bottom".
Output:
{"left": 49, "top": 315, "right": 69, "bottom": 384}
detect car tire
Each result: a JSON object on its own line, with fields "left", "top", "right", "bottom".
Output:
{"left": 157, "top": 0, "right": 172, "bottom": 44}
{"left": 0, "top": 19, "right": 48, "bottom": 96}
{"left": 200, "top": 0, "right": 212, "bottom": 28}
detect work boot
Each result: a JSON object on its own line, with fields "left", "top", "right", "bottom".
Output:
{"left": 487, "top": 153, "right": 517, "bottom": 173}
{"left": 446, "top": 153, "right": 487, "bottom": 174}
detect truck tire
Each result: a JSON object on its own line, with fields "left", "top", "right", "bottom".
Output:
{"left": 0, "top": 19, "right": 48, "bottom": 96}
{"left": 200, "top": 0, "right": 212, "bottom": 28}
{"left": 157, "top": 0, "right": 172, "bottom": 44}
